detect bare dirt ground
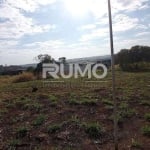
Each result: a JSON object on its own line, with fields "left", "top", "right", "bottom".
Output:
{"left": 0, "top": 71, "right": 150, "bottom": 150}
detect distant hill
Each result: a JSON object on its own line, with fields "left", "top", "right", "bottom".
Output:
{"left": 21, "top": 63, "right": 37, "bottom": 68}
{"left": 20, "top": 55, "right": 111, "bottom": 67}
{"left": 67, "top": 55, "right": 111, "bottom": 64}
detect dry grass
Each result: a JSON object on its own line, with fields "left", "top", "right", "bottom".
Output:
{"left": 13, "top": 72, "right": 35, "bottom": 83}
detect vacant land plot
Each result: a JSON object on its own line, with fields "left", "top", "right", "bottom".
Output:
{"left": 0, "top": 71, "right": 150, "bottom": 150}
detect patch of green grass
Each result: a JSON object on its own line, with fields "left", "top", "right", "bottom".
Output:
{"left": 141, "top": 125, "right": 150, "bottom": 137}
{"left": 144, "top": 113, "right": 150, "bottom": 121}
{"left": 83, "top": 122, "right": 103, "bottom": 139}
{"left": 16, "top": 127, "right": 28, "bottom": 138}
{"left": 131, "top": 138, "right": 142, "bottom": 149}
{"left": 47, "top": 124, "right": 62, "bottom": 134}
{"left": 33, "top": 114, "right": 46, "bottom": 127}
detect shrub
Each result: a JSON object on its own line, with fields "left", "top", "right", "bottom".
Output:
{"left": 13, "top": 72, "right": 35, "bottom": 83}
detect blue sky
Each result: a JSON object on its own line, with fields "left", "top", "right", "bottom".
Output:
{"left": 0, "top": 0, "right": 150, "bottom": 65}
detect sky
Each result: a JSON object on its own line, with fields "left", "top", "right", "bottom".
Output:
{"left": 0, "top": 0, "right": 150, "bottom": 65}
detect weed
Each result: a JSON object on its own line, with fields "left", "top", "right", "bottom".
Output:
{"left": 119, "top": 102, "right": 136, "bottom": 118}
{"left": 119, "top": 108, "right": 136, "bottom": 118}
{"left": 119, "top": 102, "right": 128, "bottom": 109}
{"left": 131, "top": 138, "right": 142, "bottom": 149}
{"left": 0, "top": 108, "right": 8, "bottom": 115}
{"left": 15, "top": 97, "right": 31, "bottom": 108}
{"left": 141, "top": 125, "right": 150, "bottom": 137}
{"left": 83, "top": 122, "right": 103, "bottom": 139}
{"left": 144, "top": 113, "right": 150, "bottom": 121}
{"left": 140, "top": 100, "right": 150, "bottom": 106}
{"left": 49, "top": 95, "right": 58, "bottom": 106}
{"left": 70, "top": 115, "right": 80, "bottom": 124}
{"left": 8, "top": 139, "right": 21, "bottom": 147}
{"left": 23, "top": 103, "right": 42, "bottom": 112}
{"left": 33, "top": 114, "right": 46, "bottom": 126}
{"left": 47, "top": 124, "right": 62, "bottom": 134}
{"left": 102, "top": 99, "right": 113, "bottom": 106}
{"left": 68, "top": 99, "right": 80, "bottom": 105}
{"left": 69, "top": 98, "right": 97, "bottom": 106}
{"left": 80, "top": 99, "right": 97, "bottom": 105}
{"left": 110, "top": 113, "right": 123, "bottom": 124}
{"left": 16, "top": 127, "right": 28, "bottom": 138}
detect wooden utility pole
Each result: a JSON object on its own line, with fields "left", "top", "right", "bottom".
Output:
{"left": 107, "top": 0, "right": 118, "bottom": 149}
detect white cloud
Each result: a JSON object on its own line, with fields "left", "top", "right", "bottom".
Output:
{"left": 79, "top": 14, "right": 140, "bottom": 42}
{"left": 114, "top": 37, "right": 150, "bottom": 51}
{"left": 80, "top": 27, "right": 108, "bottom": 42}
{"left": 112, "top": 0, "right": 149, "bottom": 13}
{"left": 0, "top": 40, "right": 18, "bottom": 50}
{"left": 25, "top": 40, "right": 65, "bottom": 49}
{"left": 79, "top": 24, "right": 96, "bottom": 31}
{"left": 0, "top": 2, "right": 56, "bottom": 39}
{"left": 113, "top": 14, "right": 139, "bottom": 32}
{"left": 135, "top": 32, "right": 150, "bottom": 37}
{"left": 75, "top": 0, "right": 150, "bottom": 18}
{"left": 3, "top": 0, "right": 57, "bottom": 12}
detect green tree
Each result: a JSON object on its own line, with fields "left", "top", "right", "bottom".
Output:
{"left": 115, "top": 45, "right": 150, "bottom": 71}
{"left": 34, "top": 54, "right": 55, "bottom": 78}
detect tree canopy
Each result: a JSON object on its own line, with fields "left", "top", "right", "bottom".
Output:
{"left": 115, "top": 45, "right": 150, "bottom": 71}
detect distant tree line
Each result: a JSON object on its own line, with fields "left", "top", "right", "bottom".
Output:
{"left": 115, "top": 45, "right": 150, "bottom": 72}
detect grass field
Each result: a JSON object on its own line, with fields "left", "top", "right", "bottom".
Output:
{"left": 0, "top": 71, "right": 150, "bottom": 150}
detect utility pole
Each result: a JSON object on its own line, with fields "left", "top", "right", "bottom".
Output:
{"left": 107, "top": 0, "right": 118, "bottom": 150}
